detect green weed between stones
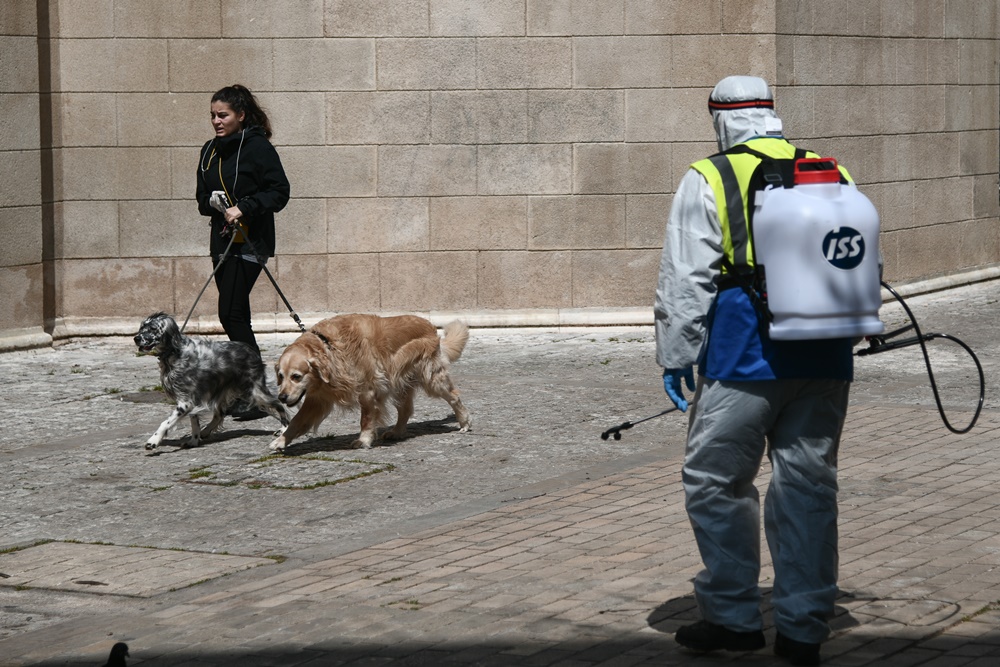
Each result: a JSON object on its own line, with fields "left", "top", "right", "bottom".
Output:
{"left": 184, "top": 455, "right": 395, "bottom": 490}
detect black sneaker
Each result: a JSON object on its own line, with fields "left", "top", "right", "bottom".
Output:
{"left": 774, "top": 632, "right": 821, "bottom": 666}
{"left": 674, "top": 620, "right": 766, "bottom": 652}
{"left": 232, "top": 406, "right": 269, "bottom": 422}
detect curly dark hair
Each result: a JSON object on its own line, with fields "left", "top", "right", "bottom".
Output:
{"left": 211, "top": 84, "right": 273, "bottom": 138}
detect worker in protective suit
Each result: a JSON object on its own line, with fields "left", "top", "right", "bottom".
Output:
{"left": 655, "top": 75, "right": 856, "bottom": 666}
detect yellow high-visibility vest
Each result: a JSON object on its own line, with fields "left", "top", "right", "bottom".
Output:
{"left": 691, "top": 137, "right": 852, "bottom": 274}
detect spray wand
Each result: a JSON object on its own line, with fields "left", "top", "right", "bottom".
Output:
{"left": 601, "top": 407, "right": 678, "bottom": 441}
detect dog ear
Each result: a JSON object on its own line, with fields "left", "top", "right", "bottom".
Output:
{"left": 309, "top": 357, "right": 332, "bottom": 385}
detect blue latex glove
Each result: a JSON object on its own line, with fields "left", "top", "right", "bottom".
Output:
{"left": 663, "top": 367, "right": 696, "bottom": 412}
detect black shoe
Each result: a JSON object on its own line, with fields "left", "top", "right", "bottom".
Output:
{"left": 774, "top": 632, "right": 821, "bottom": 666}
{"left": 674, "top": 620, "right": 765, "bottom": 652}
{"left": 232, "top": 406, "right": 269, "bottom": 422}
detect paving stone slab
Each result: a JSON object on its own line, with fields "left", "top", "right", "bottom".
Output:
{"left": 0, "top": 542, "right": 274, "bottom": 598}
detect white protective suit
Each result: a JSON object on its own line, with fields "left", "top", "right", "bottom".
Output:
{"left": 654, "top": 76, "right": 850, "bottom": 645}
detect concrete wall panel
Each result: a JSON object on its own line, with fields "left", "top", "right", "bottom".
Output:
{"left": 477, "top": 38, "right": 572, "bottom": 89}
{"left": 1, "top": 36, "right": 41, "bottom": 92}
{"left": 380, "top": 251, "right": 478, "bottom": 311}
{"left": 327, "top": 198, "right": 429, "bottom": 253}
{"left": 429, "top": 196, "right": 527, "bottom": 250}
{"left": 625, "top": 194, "right": 671, "bottom": 249}
{"left": 0, "top": 150, "right": 42, "bottom": 208}
{"left": 0, "top": 93, "right": 41, "bottom": 150}
{"left": 625, "top": 88, "right": 713, "bottom": 143}
{"left": 625, "top": 0, "right": 722, "bottom": 34}
{"left": 327, "top": 92, "right": 431, "bottom": 144}
{"left": 527, "top": 1, "right": 624, "bottom": 36}
{"left": 477, "top": 251, "right": 572, "bottom": 309}
{"left": 527, "top": 90, "right": 624, "bottom": 143}
{"left": 115, "top": 0, "right": 221, "bottom": 38}
{"left": 273, "top": 253, "right": 329, "bottom": 314}
{"left": 281, "top": 146, "right": 377, "bottom": 198}
{"left": 274, "top": 38, "right": 376, "bottom": 91}
{"left": 325, "top": 0, "right": 429, "bottom": 37}
{"left": 117, "top": 93, "right": 204, "bottom": 147}
{"left": 430, "top": 0, "right": 524, "bottom": 37}
{"left": 60, "top": 258, "right": 174, "bottom": 317}
{"left": 377, "top": 39, "right": 477, "bottom": 90}
{"left": 527, "top": 195, "right": 625, "bottom": 250}
{"left": 327, "top": 253, "right": 382, "bottom": 313}
{"left": 377, "top": 145, "right": 477, "bottom": 197}
{"left": 168, "top": 40, "right": 272, "bottom": 92}
{"left": 573, "top": 36, "right": 672, "bottom": 88}
{"left": 53, "top": 200, "right": 119, "bottom": 259}
{"left": 59, "top": 39, "right": 168, "bottom": 92}
{"left": 0, "top": 206, "right": 43, "bottom": 267}
{"left": 46, "top": 0, "right": 113, "bottom": 38}
{"left": 0, "top": 0, "right": 37, "bottom": 35}
{"left": 572, "top": 249, "right": 660, "bottom": 307}
{"left": 275, "top": 197, "right": 327, "bottom": 255}
{"left": 478, "top": 144, "right": 572, "bottom": 195}
{"left": 119, "top": 200, "right": 207, "bottom": 258}
{"left": 430, "top": 91, "right": 528, "bottom": 144}
{"left": 261, "top": 93, "right": 327, "bottom": 145}
{"left": 223, "top": 0, "right": 324, "bottom": 37}
{"left": 574, "top": 143, "right": 672, "bottom": 195}
{"left": 0, "top": 264, "right": 44, "bottom": 330}
{"left": 57, "top": 148, "right": 172, "bottom": 201}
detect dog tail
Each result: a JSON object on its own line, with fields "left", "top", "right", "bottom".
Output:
{"left": 440, "top": 320, "right": 469, "bottom": 363}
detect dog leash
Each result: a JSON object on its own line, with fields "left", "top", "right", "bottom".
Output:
{"left": 181, "top": 219, "right": 306, "bottom": 334}
{"left": 181, "top": 232, "right": 237, "bottom": 333}
{"left": 231, "top": 220, "right": 307, "bottom": 333}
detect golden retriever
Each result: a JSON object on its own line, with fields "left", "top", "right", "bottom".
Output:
{"left": 269, "top": 314, "right": 471, "bottom": 451}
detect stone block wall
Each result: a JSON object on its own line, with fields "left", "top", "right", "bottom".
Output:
{"left": 774, "top": 0, "right": 1000, "bottom": 285}
{"left": 0, "top": 2, "right": 47, "bottom": 347}
{"left": 0, "top": 0, "right": 997, "bottom": 348}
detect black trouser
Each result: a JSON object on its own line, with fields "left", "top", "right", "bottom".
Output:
{"left": 213, "top": 255, "right": 263, "bottom": 356}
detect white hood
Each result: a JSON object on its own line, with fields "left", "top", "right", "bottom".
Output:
{"left": 709, "top": 75, "right": 783, "bottom": 152}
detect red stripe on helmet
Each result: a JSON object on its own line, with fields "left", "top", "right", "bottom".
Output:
{"left": 708, "top": 99, "right": 775, "bottom": 112}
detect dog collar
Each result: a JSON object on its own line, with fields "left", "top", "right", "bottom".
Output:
{"left": 310, "top": 330, "right": 333, "bottom": 349}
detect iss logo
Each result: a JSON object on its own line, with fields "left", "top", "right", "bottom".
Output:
{"left": 823, "top": 227, "right": 865, "bottom": 269}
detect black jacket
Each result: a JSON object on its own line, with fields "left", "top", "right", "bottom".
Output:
{"left": 197, "top": 126, "right": 290, "bottom": 258}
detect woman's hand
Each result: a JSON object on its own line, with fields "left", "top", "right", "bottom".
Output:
{"left": 224, "top": 205, "right": 243, "bottom": 226}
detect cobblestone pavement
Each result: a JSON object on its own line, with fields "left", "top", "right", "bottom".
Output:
{"left": 1, "top": 281, "right": 998, "bottom": 665}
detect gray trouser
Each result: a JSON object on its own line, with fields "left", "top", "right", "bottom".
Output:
{"left": 683, "top": 376, "right": 850, "bottom": 643}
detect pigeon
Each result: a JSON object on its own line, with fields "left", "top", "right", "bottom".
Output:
{"left": 102, "top": 642, "right": 129, "bottom": 667}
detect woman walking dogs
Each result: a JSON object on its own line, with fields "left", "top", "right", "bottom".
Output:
{"left": 197, "top": 84, "right": 290, "bottom": 420}
{"left": 197, "top": 85, "right": 290, "bottom": 355}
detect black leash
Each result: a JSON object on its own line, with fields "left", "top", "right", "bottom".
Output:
{"left": 182, "top": 220, "right": 307, "bottom": 334}
{"left": 181, "top": 232, "right": 237, "bottom": 333}
{"left": 229, "top": 220, "right": 307, "bottom": 333}
{"left": 855, "top": 281, "right": 984, "bottom": 434}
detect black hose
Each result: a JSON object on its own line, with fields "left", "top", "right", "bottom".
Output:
{"left": 857, "top": 281, "right": 984, "bottom": 434}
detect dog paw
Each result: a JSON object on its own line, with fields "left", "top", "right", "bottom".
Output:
{"left": 350, "top": 438, "right": 372, "bottom": 449}
{"left": 458, "top": 424, "right": 471, "bottom": 433}
{"left": 144, "top": 441, "right": 158, "bottom": 450}
{"left": 269, "top": 437, "right": 287, "bottom": 452}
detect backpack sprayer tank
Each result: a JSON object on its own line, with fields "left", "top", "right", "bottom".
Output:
{"left": 753, "top": 158, "right": 884, "bottom": 341}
